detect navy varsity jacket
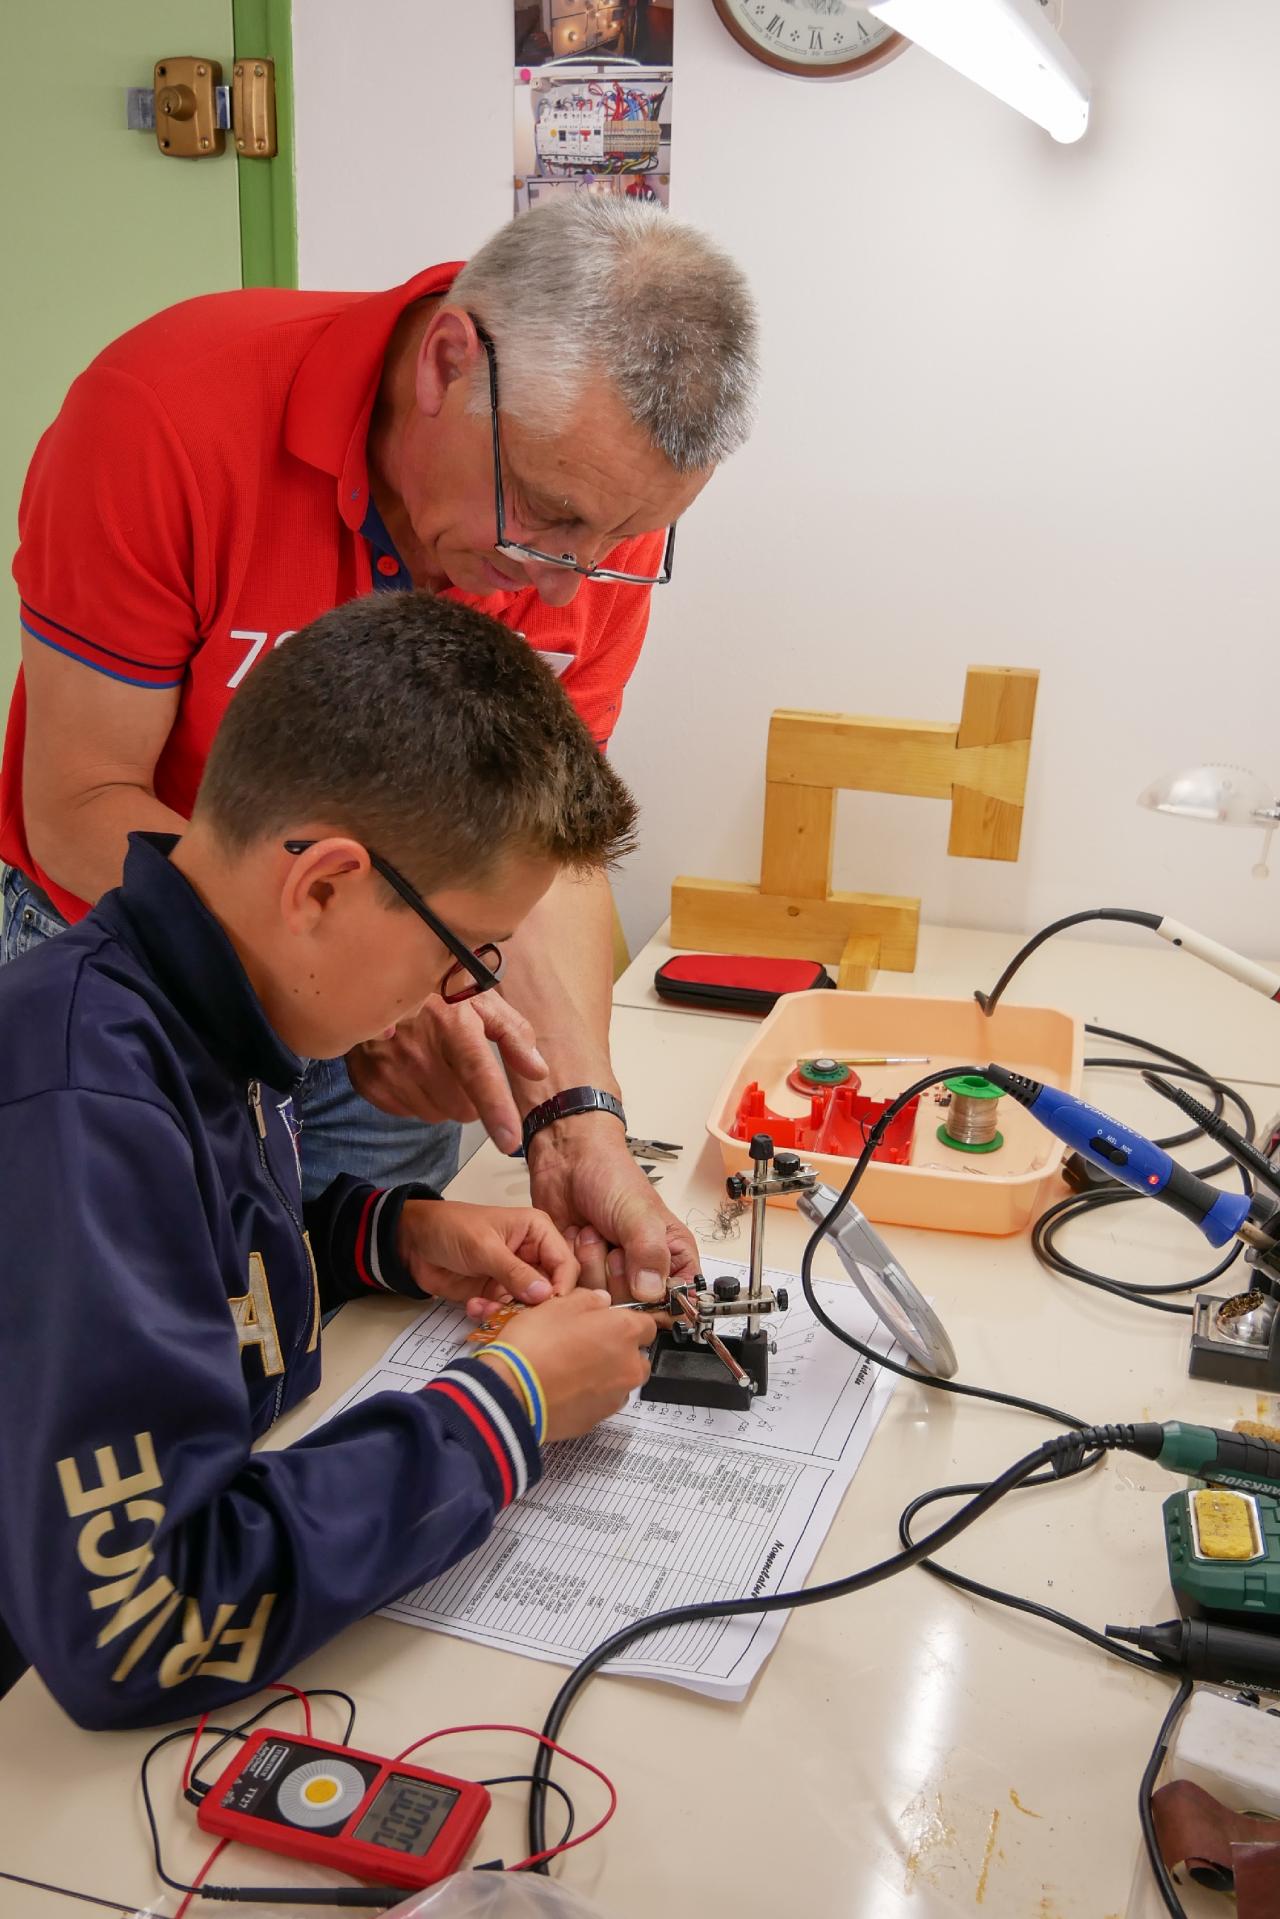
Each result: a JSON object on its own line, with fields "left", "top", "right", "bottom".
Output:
{"left": 0, "top": 834, "right": 540, "bottom": 1729}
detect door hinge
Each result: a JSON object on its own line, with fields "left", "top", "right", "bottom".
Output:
{"left": 126, "top": 56, "right": 277, "bottom": 160}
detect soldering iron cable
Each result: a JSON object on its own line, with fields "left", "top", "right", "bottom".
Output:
{"left": 525, "top": 1418, "right": 1195, "bottom": 1864}
{"left": 974, "top": 907, "right": 1280, "bottom": 1018}
{"left": 528, "top": 1066, "right": 1122, "bottom": 1864}
{"left": 529, "top": 1052, "right": 1264, "bottom": 1861}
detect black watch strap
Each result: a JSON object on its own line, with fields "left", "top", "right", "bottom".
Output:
{"left": 521, "top": 1085, "right": 627, "bottom": 1154}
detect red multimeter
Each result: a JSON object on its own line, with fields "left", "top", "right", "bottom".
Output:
{"left": 198, "top": 1728, "right": 492, "bottom": 1892}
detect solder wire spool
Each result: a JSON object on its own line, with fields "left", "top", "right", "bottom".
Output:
{"left": 937, "top": 1074, "right": 1004, "bottom": 1154}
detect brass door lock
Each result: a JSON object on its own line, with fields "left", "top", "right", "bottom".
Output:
{"left": 127, "top": 57, "right": 276, "bottom": 160}
{"left": 155, "top": 57, "right": 224, "bottom": 158}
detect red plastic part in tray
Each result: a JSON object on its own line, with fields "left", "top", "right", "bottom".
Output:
{"left": 730, "top": 1080, "right": 920, "bottom": 1166}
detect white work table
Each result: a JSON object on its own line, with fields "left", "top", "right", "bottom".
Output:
{"left": 3, "top": 929, "right": 1280, "bottom": 1919}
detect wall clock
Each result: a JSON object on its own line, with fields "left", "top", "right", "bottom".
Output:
{"left": 711, "top": 0, "right": 908, "bottom": 80}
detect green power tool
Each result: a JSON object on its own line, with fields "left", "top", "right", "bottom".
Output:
{"left": 1147, "top": 1423, "right": 1280, "bottom": 1627}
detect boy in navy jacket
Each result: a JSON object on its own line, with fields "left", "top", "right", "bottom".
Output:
{"left": 0, "top": 592, "right": 654, "bottom": 1728}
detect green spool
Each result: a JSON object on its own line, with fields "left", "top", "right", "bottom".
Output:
{"left": 937, "top": 1074, "right": 1004, "bottom": 1154}
{"left": 797, "top": 1057, "right": 852, "bottom": 1087}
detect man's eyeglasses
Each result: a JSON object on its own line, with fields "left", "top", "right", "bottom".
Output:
{"left": 284, "top": 841, "right": 504, "bottom": 1005}
{"left": 474, "top": 321, "right": 676, "bottom": 588}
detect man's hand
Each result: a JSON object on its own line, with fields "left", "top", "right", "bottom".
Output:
{"left": 396, "top": 1198, "right": 578, "bottom": 1306}
{"left": 346, "top": 995, "right": 548, "bottom": 1154}
{"left": 473, "top": 1290, "right": 655, "bottom": 1442}
{"left": 526, "top": 1113, "right": 700, "bottom": 1303}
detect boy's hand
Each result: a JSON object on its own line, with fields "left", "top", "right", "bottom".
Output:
{"left": 396, "top": 1199, "right": 578, "bottom": 1307}
{"left": 474, "top": 1291, "right": 655, "bottom": 1442}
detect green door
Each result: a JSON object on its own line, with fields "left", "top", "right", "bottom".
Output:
{"left": 0, "top": 0, "right": 294, "bottom": 693}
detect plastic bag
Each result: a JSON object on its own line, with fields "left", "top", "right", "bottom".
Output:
{"left": 135, "top": 1872, "right": 608, "bottom": 1919}
{"left": 388, "top": 1874, "right": 608, "bottom": 1919}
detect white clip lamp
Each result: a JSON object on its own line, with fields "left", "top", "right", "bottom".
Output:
{"left": 864, "top": 0, "right": 1090, "bottom": 143}
{"left": 1139, "top": 765, "right": 1280, "bottom": 880}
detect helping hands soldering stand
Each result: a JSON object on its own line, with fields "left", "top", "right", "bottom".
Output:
{"left": 639, "top": 1133, "right": 813, "bottom": 1412}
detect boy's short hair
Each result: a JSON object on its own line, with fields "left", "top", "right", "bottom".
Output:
{"left": 196, "top": 592, "right": 639, "bottom": 888}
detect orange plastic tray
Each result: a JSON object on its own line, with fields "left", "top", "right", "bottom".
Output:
{"left": 708, "top": 990, "right": 1082, "bottom": 1236}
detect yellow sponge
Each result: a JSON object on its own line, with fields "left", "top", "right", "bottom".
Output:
{"left": 1193, "top": 1489, "right": 1258, "bottom": 1560}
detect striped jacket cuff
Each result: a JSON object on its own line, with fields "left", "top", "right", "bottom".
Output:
{"left": 422, "top": 1357, "right": 542, "bottom": 1510}
{"left": 349, "top": 1182, "right": 440, "bottom": 1297}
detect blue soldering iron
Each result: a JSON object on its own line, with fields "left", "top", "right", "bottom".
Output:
{"left": 981, "top": 1066, "right": 1273, "bottom": 1249}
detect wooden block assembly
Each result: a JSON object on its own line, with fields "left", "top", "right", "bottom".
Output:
{"left": 947, "top": 665, "right": 1039, "bottom": 861}
{"left": 837, "top": 934, "right": 881, "bottom": 992}
{"left": 669, "top": 876, "right": 919, "bottom": 973}
{"left": 670, "top": 664, "right": 1037, "bottom": 983}
{"left": 759, "top": 782, "right": 835, "bottom": 899}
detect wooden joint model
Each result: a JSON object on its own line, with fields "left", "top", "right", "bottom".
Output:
{"left": 670, "top": 665, "right": 1038, "bottom": 992}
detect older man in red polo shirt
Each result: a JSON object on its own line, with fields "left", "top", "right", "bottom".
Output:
{"left": 1, "top": 197, "right": 759, "bottom": 1302}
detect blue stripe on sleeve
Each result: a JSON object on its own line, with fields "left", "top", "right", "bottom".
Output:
{"left": 20, "top": 624, "right": 185, "bottom": 689}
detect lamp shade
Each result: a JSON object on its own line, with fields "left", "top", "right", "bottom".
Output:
{"left": 1137, "top": 764, "right": 1280, "bottom": 828}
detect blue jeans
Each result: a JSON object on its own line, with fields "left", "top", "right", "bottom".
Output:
{"left": 0, "top": 865, "right": 460, "bottom": 1200}
{"left": 0, "top": 863, "right": 66, "bottom": 963}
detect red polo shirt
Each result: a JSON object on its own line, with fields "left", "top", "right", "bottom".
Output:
{"left": 5, "top": 265, "right": 662, "bottom": 924}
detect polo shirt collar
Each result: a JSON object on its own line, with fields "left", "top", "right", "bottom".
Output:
{"left": 109, "top": 832, "right": 303, "bottom": 1093}
{"left": 283, "top": 263, "right": 462, "bottom": 532}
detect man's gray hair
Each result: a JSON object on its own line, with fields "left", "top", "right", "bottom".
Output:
{"left": 449, "top": 198, "right": 759, "bottom": 474}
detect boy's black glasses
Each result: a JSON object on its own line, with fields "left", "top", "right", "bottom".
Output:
{"left": 283, "top": 841, "right": 504, "bottom": 1004}
{"left": 474, "top": 321, "right": 676, "bottom": 587}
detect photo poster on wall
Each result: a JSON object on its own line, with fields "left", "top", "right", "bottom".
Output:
{"left": 512, "top": 2, "right": 675, "bottom": 217}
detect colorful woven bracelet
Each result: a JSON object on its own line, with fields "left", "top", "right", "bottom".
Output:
{"left": 483, "top": 1343, "right": 547, "bottom": 1446}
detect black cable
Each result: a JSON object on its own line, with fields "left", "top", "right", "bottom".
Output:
{"left": 1032, "top": 1192, "right": 1234, "bottom": 1314}
{"left": 528, "top": 1425, "right": 1129, "bottom": 1863}
{"left": 147, "top": 1693, "right": 578, "bottom": 1904}
{"left": 1087, "top": 1025, "right": 1257, "bottom": 1168}
{"left": 478, "top": 1774, "right": 575, "bottom": 1849}
{"left": 1031, "top": 1034, "right": 1255, "bottom": 1315}
{"left": 186, "top": 1687, "right": 359, "bottom": 1802}
{"left": 973, "top": 909, "right": 1163, "bottom": 1016}
{"left": 1144, "top": 1069, "right": 1280, "bottom": 1196}
{"left": 897, "top": 1472, "right": 1168, "bottom": 1675}
{"left": 795, "top": 1066, "right": 1095, "bottom": 1430}
{"left": 141, "top": 1718, "right": 401, "bottom": 1908}
{"left": 0, "top": 1873, "right": 137, "bottom": 1915}
{"left": 898, "top": 1473, "right": 1188, "bottom": 1917}
{"left": 1138, "top": 1677, "right": 1194, "bottom": 1918}
{"left": 526, "top": 1066, "right": 1115, "bottom": 1854}
{"left": 1083, "top": 1033, "right": 1258, "bottom": 1175}
{"left": 521, "top": 1029, "right": 1233, "bottom": 1867}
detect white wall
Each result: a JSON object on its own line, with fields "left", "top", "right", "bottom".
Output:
{"left": 294, "top": 1, "right": 1280, "bottom": 959}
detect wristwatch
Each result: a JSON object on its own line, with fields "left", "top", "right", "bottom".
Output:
{"left": 521, "top": 1086, "right": 627, "bottom": 1155}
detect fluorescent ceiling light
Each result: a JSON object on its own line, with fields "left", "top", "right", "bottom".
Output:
{"left": 865, "top": 0, "right": 1090, "bottom": 143}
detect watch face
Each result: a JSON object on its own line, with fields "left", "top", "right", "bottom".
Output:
{"left": 714, "top": 0, "right": 903, "bottom": 77}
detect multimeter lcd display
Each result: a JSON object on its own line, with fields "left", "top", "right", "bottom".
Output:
{"left": 353, "top": 1775, "right": 460, "bottom": 1856}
